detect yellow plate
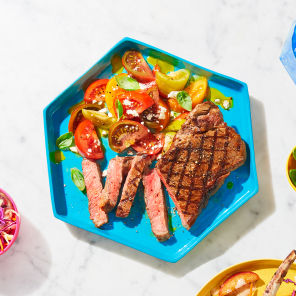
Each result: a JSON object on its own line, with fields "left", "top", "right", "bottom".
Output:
{"left": 286, "top": 146, "right": 296, "bottom": 191}
{"left": 196, "top": 259, "right": 296, "bottom": 296}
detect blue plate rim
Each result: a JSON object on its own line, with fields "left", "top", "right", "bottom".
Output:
{"left": 43, "top": 37, "right": 259, "bottom": 263}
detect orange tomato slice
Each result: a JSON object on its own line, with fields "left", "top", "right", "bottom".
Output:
{"left": 184, "top": 76, "right": 208, "bottom": 107}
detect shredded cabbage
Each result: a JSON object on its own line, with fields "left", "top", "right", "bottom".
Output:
{"left": 283, "top": 278, "right": 296, "bottom": 296}
{"left": 0, "top": 193, "right": 19, "bottom": 252}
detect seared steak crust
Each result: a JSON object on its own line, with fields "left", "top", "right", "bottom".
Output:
{"left": 116, "top": 154, "right": 148, "bottom": 218}
{"left": 156, "top": 101, "right": 247, "bottom": 229}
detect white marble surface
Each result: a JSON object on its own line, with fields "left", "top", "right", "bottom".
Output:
{"left": 0, "top": 0, "right": 296, "bottom": 295}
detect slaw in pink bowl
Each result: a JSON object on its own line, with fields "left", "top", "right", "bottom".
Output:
{"left": 0, "top": 188, "right": 20, "bottom": 255}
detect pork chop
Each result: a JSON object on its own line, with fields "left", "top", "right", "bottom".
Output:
{"left": 155, "top": 101, "right": 247, "bottom": 230}
{"left": 100, "top": 156, "right": 133, "bottom": 212}
{"left": 143, "top": 168, "right": 170, "bottom": 242}
{"left": 82, "top": 158, "right": 108, "bottom": 228}
{"left": 116, "top": 154, "right": 148, "bottom": 218}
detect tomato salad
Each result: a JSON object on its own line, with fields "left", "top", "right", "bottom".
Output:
{"left": 56, "top": 50, "right": 210, "bottom": 189}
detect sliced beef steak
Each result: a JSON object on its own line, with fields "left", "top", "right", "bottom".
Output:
{"left": 100, "top": 156, "right": 133, "bottom": 212}
{"left": 143, "top": 168, "right": 170, "bottom": 242}
{"left": 116, "top": 154, "right": 148, "bottom": 218}
{"left": 156, "top": 101, "right": 246, "bottom": 230}
{"left": 82, "top": 158, "right": 108, "bottom": 228}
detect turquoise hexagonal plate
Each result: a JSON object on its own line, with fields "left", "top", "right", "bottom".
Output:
{"left": 43, "top": 37, "right": 258, "bottom": 263}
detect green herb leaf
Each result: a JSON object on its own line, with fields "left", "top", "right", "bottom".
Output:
{"left": 289, "top": 169, "right": 296, "bottom": 186}
{"left": 115, "top": 99, "right": 123, "bottom": 121}
{"left": 293, "top": 148, "right": 296, "bottom": 161}
{"left": 115, "top": 75, "right": 140, "bottom": 91}
{"left": 71, "top": 168, "right": 85, "bottom": 191}
{"left": 176, "top": 91, "right": 192, "bottom": 111}
{"left": 56, "top": 132, "right": 74, "bottom": 150}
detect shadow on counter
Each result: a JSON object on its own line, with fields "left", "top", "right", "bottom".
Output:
{"left": 67, "top": 96, "right": 275, "bottom": 278}
{"left": 0, "top": 215, "right": 52, "bottom": 296}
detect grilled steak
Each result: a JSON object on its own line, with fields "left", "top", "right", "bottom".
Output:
{"left": 82, "top": 158, "right": 108, "bottom": 228}
{"left": 100, "top": 156, "right": 133, "bottom": 212}
{"left": 116, "top": 154, "right": 148, "bottom": 218}
{"left": 156, "top": 101, "right": 247, "bottom": 230}
{"left": 143, "top": 168, "right": 170, "bottom": 242}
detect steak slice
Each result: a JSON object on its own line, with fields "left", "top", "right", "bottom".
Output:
{"left": 100, "top": 156, "right": 133, "bottom": 212}
{"left": 116, "top": 154, "right": 148, "bottom": 218}
{"left": 143, "top": 168, "right": 170, "bottom": 242}
{"left": 155, "top": 101, "right": 247, "bottom": 230}
{"left": 82, "top": 158, "right": 108, "bottom": 228}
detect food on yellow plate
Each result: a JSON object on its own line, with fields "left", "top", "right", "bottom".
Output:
{"left": 184, "top": 76, "right": 208, "bottom": 107}
{"left": 155, "top": 69, "right": 190, "bottom": 97}
{"left": 219, "top": 271, "right": 259, "bottom": 296}
{"left": 262, "top": 250, "right": 296, "bottom": 296}
{"left": 208, "top": 250, "right": 296, "bottom": 296}
{"left": 105, "top": 73, "right": 127, "bottom": 117}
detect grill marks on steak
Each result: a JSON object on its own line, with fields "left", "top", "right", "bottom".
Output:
{"left": 116, "top": 154, "right": 148, "bottom": 218}
{"left": 156, "top": 101, "right": 247, "bottom": 230}
{"left": 82, "top": 158, "right": 108, "bottom": 228}
{"left": 100, "top": 157, "right": 133, "bottom": 213}
{"left": 143, "top": 168, "right": 170, "bottom": 242}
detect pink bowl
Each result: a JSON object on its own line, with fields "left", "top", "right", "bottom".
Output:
{"left": 0, "top": 188, "right": 20, "bottom": 255}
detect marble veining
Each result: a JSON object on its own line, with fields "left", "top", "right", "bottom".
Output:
{"left": 1, "top": 0, "right": 296, "bottom": 295}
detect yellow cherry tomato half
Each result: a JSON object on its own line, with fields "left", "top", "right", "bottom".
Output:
{"left": 155, "top": 69, "right": 190, "bottom": 97}
{"left": 105, "top": 73, "right": 127, "bottom": 117}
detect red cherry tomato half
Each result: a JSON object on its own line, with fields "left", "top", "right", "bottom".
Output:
{"left": 108, "top": 120, "right": 150, "bottom": 153}
{"left": 74, "top": 120, "right": 104, "bottom": 159}
{"left": 152, "top": 64, "right": 161, "bottom": 76}
{"left": 84, "top": 79, "right": 109, "bottom": 104}
{"left": 114, "top": 90, "right": 154, "bottom": 119}
{"left": 132, "top": 133, "right": 165, "bottom": 155}
{"left": 174, "top": 112, "right": 189, "bottom": 120}
{"left": 68, "top": 103, "right": 102, "bottom": 133}
{"left": 122, "top": 50, "right": 154, "bottom": 83}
